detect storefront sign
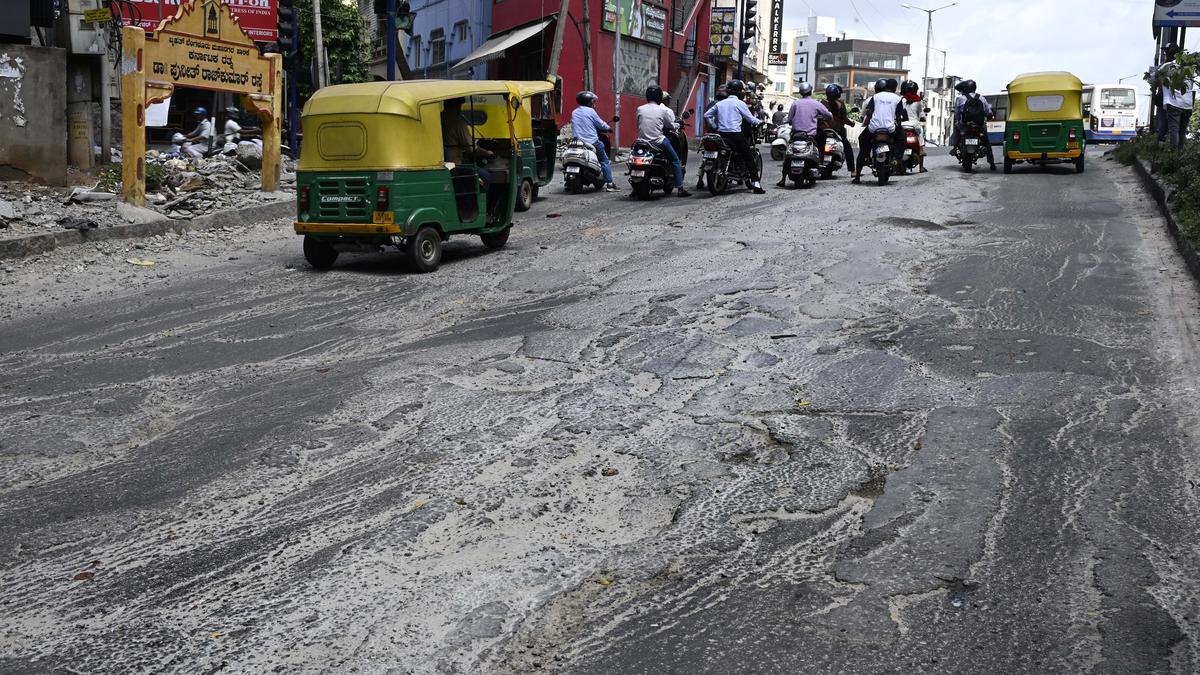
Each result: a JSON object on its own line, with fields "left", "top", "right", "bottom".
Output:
{"left": 768, "top": 0, "right": 785, "bottom": 63}
{"left": 710, "top": 6, "right": 736, "bottom": 58}
{"left": 84, "top": 8, "right": 113, "bottom": 23}
{"left": 603, "top": 0, "right": 668, "bottom": 46}
{"left": 118, "top": 0, "right": 277, "bottom": 42}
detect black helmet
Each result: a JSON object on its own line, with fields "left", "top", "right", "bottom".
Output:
{"left": 874, "top": 79, "right": 888, "bottom": 93}
{"left": 1164, "top": 43, "right": 1183, "bottom": 60}
{"left": 825, "top": 83, "right": 843, "bottom": 99}
{"left": 798, "top": 82, "right": 814, "bottom": 97}
{"left": 901, "top": 80, "right": 919, "bottom": 95}
{"left": 715, "top": 85, "right": 728, "bottom": 101}
{"left": 576, "top": 90, "right": 597, "bottom": 107}
{"left": 885, "top": 78, "right": 899, "bottom": 92}
{"left": 954, "top": 80, "right": 969, "bottom": 93}
{"left": 645, "top": 86, "right": 664, "bottom": 104}
{"left": 964, "top": 79, "right": 977, "bottom": 94}
{"left": 726, "top": 79, "right": 746, "bottom": 97}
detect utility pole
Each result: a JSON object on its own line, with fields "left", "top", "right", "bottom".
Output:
{"left": 547, "top": 0, "right": 572, "bottom": 77}
{"left": 581, "top": 0, "right": 593, "bottom": 90}
{"left": 386, "top": 0, "right": 396, "bottom": 80}
{"left": 901, "top": 3, "right": 956, "bottom": 106}
{"left": 613, "top": 0, "right": 622, "bottom": 151}
{"left": 312, "top": 0, "right": 328, "bottom": 88}
{"left": 99, "top": 25, "right": 111, "bottom": 164}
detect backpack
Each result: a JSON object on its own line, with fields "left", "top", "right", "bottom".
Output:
{"left": 963, "top": 94, "right": 987, "bottom": 125}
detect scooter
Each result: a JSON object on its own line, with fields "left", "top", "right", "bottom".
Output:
{"left": 627, "top": 140, "right": 674, "bottom": 199}
{"left": 818, "top": 128, "right": 846, "bottom": 179}
{"left": 901, "top": 122, "right": 922, "bottom": 174}
{"left": 957, "top": 122, "right": 988, "bottom": 173}
{"left": 868, "top": 129, "right": 894, "bottom": 186}
{"left": 701, "top": 130, "right": 763, "bottom": 196}
{"left": 771, "top": 123, "right": 792, "bottom": 161}
{"left": 785, "top": 131, "right": 822, "bottom": 188}
{"left": 562, "top": 122, "right": 615, "bottom": 193}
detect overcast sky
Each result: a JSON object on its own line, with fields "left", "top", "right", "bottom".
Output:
{"left": 784, "top": 0, "right": 1198, "bottom": 114}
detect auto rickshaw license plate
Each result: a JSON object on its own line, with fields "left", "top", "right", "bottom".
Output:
{"left": 372, "top": 211, "right": 395, "bottom": 224}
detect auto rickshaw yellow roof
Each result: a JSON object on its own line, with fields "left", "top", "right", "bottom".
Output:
{"left": 1007, "top": 72, "right": 1083, "bottom": 94}
{"left": 303, "top": 79, "right": 555, "bottom": 119}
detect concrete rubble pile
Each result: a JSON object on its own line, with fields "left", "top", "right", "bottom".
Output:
{"left": 0, "top": 152, "right": 295, "bottom": 239}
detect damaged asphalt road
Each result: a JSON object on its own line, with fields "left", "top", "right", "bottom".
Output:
{"left": 1, "top": 150, "right": 1198, "bottom": 673}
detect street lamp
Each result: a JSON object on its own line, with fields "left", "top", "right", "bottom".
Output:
{"left": 900, "top": 3, "right": 958, "bottom": 105}
{"left": 931, "top": 47, "right": 947, "bottom": 91}
{"left": 1118, "top": 74, "right": 1142, "bottom": 84}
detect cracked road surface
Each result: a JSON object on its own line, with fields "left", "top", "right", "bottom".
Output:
{"left": 2, "top": 150, "right": 1199, "bottom": 673}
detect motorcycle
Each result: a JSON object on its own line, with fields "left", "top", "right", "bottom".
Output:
{"left": 562, "top": 122, "right": 615, "bottom": 193}
{"left": 701, "top": 131, "right": 763, "bottom": 196}
{"left": 665, "top": 110, "right": 693, "bottom": 182}
{"left": 868, "top": 129, "right": 894, "bottom": 186}
{"left": 900, "top": 122, "right": 922, "bottom": 174}
{"left": 627, "top": 139, "right": 674, "bottom": 199}
{"left": 770, "top": 123, "right": 792, "bottom": 161}
{"left": 784, "top": 131, "right": 822, "bottom": 189}
{"left": 957, "top": 122, "right": 988, "bottom": 173}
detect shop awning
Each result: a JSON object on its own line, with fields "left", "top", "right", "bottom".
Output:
{"left": 451, "top": 19, "right": 554, "bottom": 74}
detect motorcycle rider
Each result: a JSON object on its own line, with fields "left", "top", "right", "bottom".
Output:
{"left": 570, "top": 90, "right": 618, "bottom": 192}
{"left": 771, "top": 103, "right": 787, "bottom": 126}
{"left": 697, "top": 85, "right": 728, "bottom": 190}
{"left": 824, "top": 84, "right": 856, "bottom": 175}
{"left": 637, "top": 85, "right": 690, "bottom": 197}
{"left": 901, "top": 80, "right": 928, "bottom": 173}
{"left": 704, "top": 79, "right": 766, "bottom": 194}
{"left": 852, "top": 79, "right": 907, "bottom": 184}
{"left": 777, "top": 82, "right": 832, "bottom": 188}
{"left": 951, "top": 79, "right": 997, "bottom": 170}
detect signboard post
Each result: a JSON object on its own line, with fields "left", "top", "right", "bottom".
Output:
{"left": 1154, "top": 0, "right": 1200, "bottom": 28}
{"left": 121, "top": 0, "right": 281, "bottom": 206}
{"left": 767, "top": 0, "right": 785, "bottom": 66}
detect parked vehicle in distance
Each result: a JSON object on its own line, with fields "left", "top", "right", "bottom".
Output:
{"left": 983, "top": 92, "right": 1009, "bottom": 145}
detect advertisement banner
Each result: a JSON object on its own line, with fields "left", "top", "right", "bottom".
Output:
{"left": 768, "top": 0, "right": 784, "bottom": 61}
{"left": 709, "top": 6, "right": 736, "bottom": 58}
{"left": 603, "top": 0, "right": 668, "bottom": 45}
{"left": 118, "top": 0, "right": 278, "bottom": 42}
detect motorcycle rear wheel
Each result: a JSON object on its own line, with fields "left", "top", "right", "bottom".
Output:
{"left": 962, "top": 156, "right": 974, "bottom": 173}
{"left": 707, "top": 171, "right": 728, "bottom": 196}
{"left": 877, "top": 165, "right": 890, "bottom": 186}
{"left": 632, "top": 181, "right": 652, "bottom": 200}
{"left": 771, "top": 146, "right": 785, "bottom": 161}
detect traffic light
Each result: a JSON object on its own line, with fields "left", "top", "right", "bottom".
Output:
{"left": 741, "top": 0, "right": 758, "bottom": 53}
{"left": 277, "top": 0, "right": 297, "bottom": 68}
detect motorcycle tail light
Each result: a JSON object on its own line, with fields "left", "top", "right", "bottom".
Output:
{"left": 907, "top": 132, "right": 917, "bottom": 142}
{"left": 299, "top": 186, "right": 310, "bottom": 212}
{"left": 375, "top": 185, "right": 389, "bottom": 212}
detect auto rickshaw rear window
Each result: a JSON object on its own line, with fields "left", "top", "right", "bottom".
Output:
{"left": 318, "top": 122, "right": 368, "bottom": 160}
{"left": 1026, "top": 95, "right": 1065, "bottom": 113}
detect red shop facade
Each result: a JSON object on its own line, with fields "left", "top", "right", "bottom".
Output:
{"left": 488, "top": 0, "right": 712, "bottom": 147}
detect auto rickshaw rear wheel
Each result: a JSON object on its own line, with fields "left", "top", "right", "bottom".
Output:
{"left": 406, "top": 226, "right": 443, "bottom": 273}
{"left": 303, "top": 235, "right": 338, "bottom": 270}
{"left": 1003, "top": 158, "right": 1014, "bottom": 174}
{"left": 516, "top": 179, "right": 534, "bottom": 212}
{"left": 1075, "top": 155, "right": 1085, "bottom": 174}
{"left": 480, "top": 227, "right": 510, "bottom": 250}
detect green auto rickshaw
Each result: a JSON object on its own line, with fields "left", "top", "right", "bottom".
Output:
{"left": 1003, "top": 72, "right": 1087, "bottom": 174}
{"left": 294, "top": 79, "right": 557, "bottom": 272}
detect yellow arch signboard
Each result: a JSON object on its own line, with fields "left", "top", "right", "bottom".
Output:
{"left": 121, "top": 0, "right": 282, "bottom": 206}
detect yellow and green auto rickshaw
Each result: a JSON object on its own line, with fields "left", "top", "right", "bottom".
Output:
{"left": 509, "top": 83, "right": 559, "bottom": 211}
{"left": 294, "top": 79, "right": 557, "bottom": 272}
{"left": 1003, "top": 72, "right": 1086, "bottom": 174}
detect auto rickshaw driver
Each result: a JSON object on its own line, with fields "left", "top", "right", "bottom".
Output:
{"left": 441, "top": 97, "right": 495, "bottom": 188}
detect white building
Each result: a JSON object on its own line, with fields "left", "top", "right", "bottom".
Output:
{"left": 924, "top": 75, "right": 963, "bottom": 146}
{"left": 759, "top": 16, "right": 849, "bottom": 111}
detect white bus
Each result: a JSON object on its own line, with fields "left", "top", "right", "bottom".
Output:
{"left": 982, "top": 92, "right": 1009, "bottom": 145}
{"left": 1082, "top": 84, "right": 1138, "bottom": 142}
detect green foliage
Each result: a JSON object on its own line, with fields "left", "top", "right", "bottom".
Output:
{"left": 297, "top": 0, "right": 370, "bottom": 97}
{"left": 97, "top": 162, "right": 165, "bottom": 193}
{"left": 1117, "top": 135, "right": 1200, "bottom": 244}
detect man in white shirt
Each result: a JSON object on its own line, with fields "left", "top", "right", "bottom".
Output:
{"left": 852, "top": 79, "right": 907, "bottom": 183}
{"left": 182, "top": 106, "right": 213, "bottom": 158}
{"left": 636, "top": 86, "right": 689, "bottom": 197}
{"left": 1159, "top": 45, "right": 1195, "bottom": 148}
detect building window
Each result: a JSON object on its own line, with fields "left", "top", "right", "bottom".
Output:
{"left": 410, "top": 35, "right": 420, "bottom": 68}
{"left": 775, "top": 82, "right": 785, "bottom": 93}
{"left": 454, "top": 21, "right": 469, "bottom": 43}
{"left": 430, "top": 28, "right": 446, "bottom": 65}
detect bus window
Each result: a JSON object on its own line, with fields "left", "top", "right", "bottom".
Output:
{"left": 1099, "top": 88, "right": 1136, "bottom": 110}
